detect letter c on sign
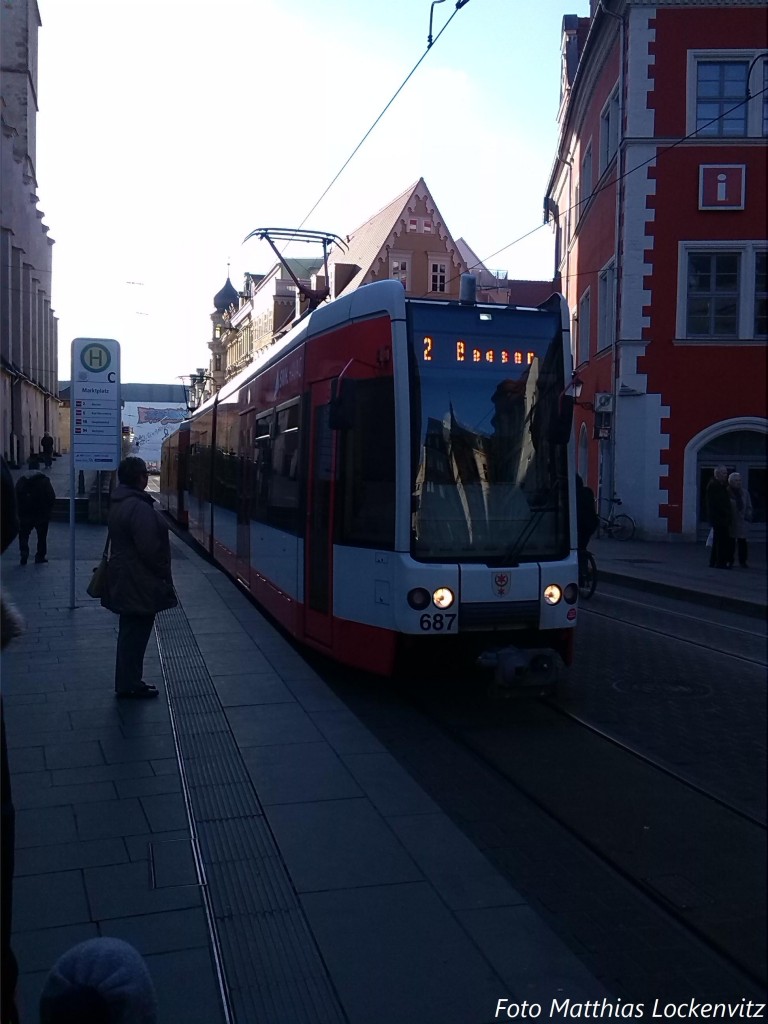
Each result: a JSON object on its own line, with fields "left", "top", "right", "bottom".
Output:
{"left": 108, "top": 372, "right": 116, "bottom": 382}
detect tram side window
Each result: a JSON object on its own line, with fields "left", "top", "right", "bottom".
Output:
{"left": 337, "top": 377, "right": 396, "bottom": 549}
{"left": 268, "top": 402, "right": 301, "bottom": 534}
{"left": 251, "top": 413, "right": 273, "bottom": 524}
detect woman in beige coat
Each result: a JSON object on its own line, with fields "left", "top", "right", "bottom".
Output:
{"left": 726, "top": 472, "right": 753, "bottom": 569}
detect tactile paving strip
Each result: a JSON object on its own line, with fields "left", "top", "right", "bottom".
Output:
{"left": 155, "top": 605, "right": 348, "bottom": 1024}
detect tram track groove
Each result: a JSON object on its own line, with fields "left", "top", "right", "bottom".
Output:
{"left": 545, "top": 701, "right": 766, "bottom": 828}
{"left": 579, "top": 604, "right": 768, "bottom": 668}
{"left": 398, "top": 688, "right": 767, "bottom": 993}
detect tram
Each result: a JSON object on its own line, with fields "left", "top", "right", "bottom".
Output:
{"left": 160, "top": 277, "right": 580, "bottom": 687}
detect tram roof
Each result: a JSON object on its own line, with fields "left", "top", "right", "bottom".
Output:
{"left": 193, "top": 280, "right": 408, "bottom": 414}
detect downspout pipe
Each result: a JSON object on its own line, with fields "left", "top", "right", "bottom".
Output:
{"left": 601, "top": 0, "right": 625, "bottom": 509}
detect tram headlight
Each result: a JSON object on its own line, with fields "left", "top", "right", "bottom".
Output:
{"left": 543, "top": 584, "right": 562, "bottom": 605}
{"left": 432, "top": 587, "right": 454, "bottom": 610}
{"left": 407, "top": 587, "right": 431, "bottom": 610}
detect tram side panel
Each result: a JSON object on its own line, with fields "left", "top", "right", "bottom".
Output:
{"left": 159, "top": 422, "right": 189, "bottom": 525}
{"left": 210, "top": 393, "right": 240, "bottom": 580}
{"left": 187, "top": 409, "right": 215, "bottom": 553}
{"left": 238, "top": 346, "right": 305, "bottom": 640}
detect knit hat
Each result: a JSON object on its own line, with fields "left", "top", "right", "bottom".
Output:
{"left": 39, "top": 937, "right": 158, "bottom": 1024}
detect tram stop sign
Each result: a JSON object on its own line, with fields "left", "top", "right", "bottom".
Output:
{"left": 71, "top": 338, "right": 122, "bottom": 470}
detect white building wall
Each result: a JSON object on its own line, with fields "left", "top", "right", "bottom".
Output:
{"left": 613, "top": 7, "right": 669, "bottom": 537}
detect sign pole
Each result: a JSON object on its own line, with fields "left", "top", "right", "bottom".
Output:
{"left": 69, "top": 338, "right": 121, "bottom": 610}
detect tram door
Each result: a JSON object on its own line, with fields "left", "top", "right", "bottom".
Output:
{"left": 304, "top": 380, "right": 336, "bottom": 647}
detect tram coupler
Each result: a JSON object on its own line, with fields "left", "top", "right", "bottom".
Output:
{"left": 477, "top": 645, "right": 561, "bottom": 696}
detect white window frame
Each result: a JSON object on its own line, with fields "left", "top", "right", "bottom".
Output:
{"left": 600, "top": 86, "right": 620, "bottom": 172}
{"left": 407, "top": 217, "right": 419, "bottom": 232}
{"left": 676, "top": 240, "right": 768, "bottom": 343}
{"left": 577, "top": 288, "right": 591, "bottom": 366}
{"left": 422, "top": 218, "right": 433, "bottom": 234}
{"left": 429, "top": 259, "right": 447, "bottom": 294}
{"left": 597, "top": 259, "right": 616, "bottom": 352}
{"left": 687, "top": 50, "right": 768, "bottom": 138}
{"left": 755, "top": 250, "right": 767, "bottom": 338}
{"left": 390, "top": 254, "right": 410, "bottom": 290}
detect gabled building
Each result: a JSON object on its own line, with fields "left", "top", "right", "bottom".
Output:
{"left": 546, "top": 0, "right": 767, "bottom": 540}
{"left": 325, "top": 178, "right": 468, "bottom": 300}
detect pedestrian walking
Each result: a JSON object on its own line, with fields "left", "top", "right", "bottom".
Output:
{"left": 726, "top": 471, "right": 753, "bottom": 568}
{"left": 15, "top": 471, "right": 56, "bottom": 565}
{"left": 39, "top": 937, "right": 158, "bottom": 1024}
{"left": 705, "top": 465, "right": 731, "bottom": 569}
{"left": 102, "top": 456, "right": 177, "bottom": 699}
{"left": 40, "top": 430, "right": 54, "bottom": 469}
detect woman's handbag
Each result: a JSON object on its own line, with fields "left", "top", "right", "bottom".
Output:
{"left": 87, "top": 536, "right": 110, "bottom": 598}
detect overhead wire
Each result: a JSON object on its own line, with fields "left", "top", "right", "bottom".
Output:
{"left": 438, "top": 83, "right": 768, "bottom": 297}
{"left": 294, "top": 1, "right": 471, "bottom": 233}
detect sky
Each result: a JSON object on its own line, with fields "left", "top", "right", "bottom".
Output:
{"left": 35, "top": 0, "right": 589, "bottom": 386}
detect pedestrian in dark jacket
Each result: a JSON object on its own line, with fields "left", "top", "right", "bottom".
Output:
{"left": 705, "top": 465, "right": 731, "bottom": 569}
{"left": 102, "top": 456, "right": 177, "bottom": 699}
{"left": 41, "top": 430, "right": 54, "bottom": 469}
{"left": 15, "top": 471, "right": 56, "bottom": 564}
{"left": 575, "top": 474, "right": 599, "bottom": 582}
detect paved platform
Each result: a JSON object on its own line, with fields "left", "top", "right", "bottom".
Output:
{"left": 593, "top": 533, "right": 766, "bottom": 618}
{"left": 2, "top": 458, "right": 764, "bottom": 1021}
{"left": 2, "top": 521, "right": 610, "bottom": 1023}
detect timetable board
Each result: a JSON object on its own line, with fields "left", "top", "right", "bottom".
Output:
{"left": 71, "top": 338, "right": 121, "bottom": 470}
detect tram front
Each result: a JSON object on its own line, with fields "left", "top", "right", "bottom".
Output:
{"left": 403, "top": 291, "right": 578, "bottom": 690}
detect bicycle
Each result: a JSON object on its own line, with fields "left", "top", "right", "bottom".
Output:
{"left": 578, "top": 548, "right": 597, "bottom": 600}
{"left": 598, "top": 496, "right": 635, "bottom": 540}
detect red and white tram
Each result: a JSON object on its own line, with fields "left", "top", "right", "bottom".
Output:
{"left": 160, "top": 278, "right": 580, "bottom": 686}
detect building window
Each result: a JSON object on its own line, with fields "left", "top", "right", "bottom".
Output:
{"left": 391, "top": 258, "right": 409, "bottom": 289}
{"left": 678, "top": 242, "right": 767, "bottom": 341}
{"left": 214, "top": 354, "right": 221, "bottom": 371}
{"left": 755, "top": 251, "right": 767, "bottom": 337}
{"left": 577, "top": 289, "right": 591, "bottom": 366}
{"left": 597, "top": 261, "right": 616, "bottom": 352}
{"left": 686, "top": 252, "right": 740, "bottom": 337}
{"left": 600, "top": 88, "right": 619, "bottom": 171}
{"left": 422, "top": 219, "right": 433, "bottom": 234}
{"left": 696, "top": 61, "right": 747, "bottom": 135}
{"left": 688, "top": 53, "right": 767, "bottom": 138}
{"left": 408, "top": 217, "right": 418, "bottom": 231}
{"left": 430, "top": 262, "right": 447, "bottom": 293}
{"left": 581, "top": 144, "right": 593, "bottom": 214}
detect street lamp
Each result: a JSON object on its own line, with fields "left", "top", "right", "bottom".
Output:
{"left": 179, "top": 372, "right": 212, "bottom": 414}
{"left": 563, "top": 373, "right": 595, "bottom": 411}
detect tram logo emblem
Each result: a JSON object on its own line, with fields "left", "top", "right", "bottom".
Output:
{"left": 493, "top": 572, "right": 510, "bottom": 596}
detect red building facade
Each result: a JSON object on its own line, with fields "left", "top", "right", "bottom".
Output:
{"left": 546, "top": 0, "right": 767, "bottom": 540}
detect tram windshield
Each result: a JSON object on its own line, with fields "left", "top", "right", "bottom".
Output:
{"left": 407, "top": 301, "right": 570, "bottom": 564}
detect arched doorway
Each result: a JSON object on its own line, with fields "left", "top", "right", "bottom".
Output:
{"left": 686, "top": 424, "right": 767, "bottom": 541}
